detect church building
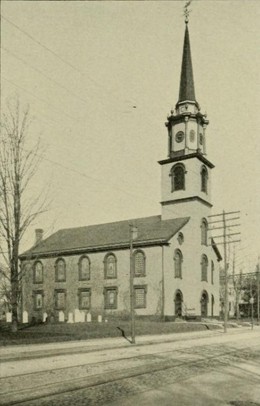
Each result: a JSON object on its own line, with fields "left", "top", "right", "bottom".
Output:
{"left": 20, "top": 18, "right": 221, "bottom": 323}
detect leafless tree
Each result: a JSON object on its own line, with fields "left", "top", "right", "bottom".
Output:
{"left": 0, "top": 98, "right": 45, "bottom": 332}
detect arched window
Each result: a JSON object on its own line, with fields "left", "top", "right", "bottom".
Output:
{"left": 78, "top": 256, "right": 91, "bottom": 280}
{"left": 211, "top": 294, "right": 215, "bottom": 317}
{"left": 55, "top": 258, "right": 66, "bottom": 282}
{"left": 33, "top": 261, "right": 43, "bottom": 284}
{"left": 211, "top": 260, "right": 214, "bottom": 284}
{"left": 170, "top": 164, "right": 185, "bottom": 192}
{"left": 201, "top": 255, "right": 208, "bottom": 282}
{"left": 201, "top": 218, "right": 208, "bottom": 246}
{"left": 201, "top": 165, "right": 208, "bottom": 193}
{"left": 134, "top": 250, "right": 146, "bottom": 277}
{"left": 104, "top": 253, "right": 117, "bottom": 279}
{"left": 174, "top": 290, "right": 183, "bottom": 317}
{"left": 174, "top": 249, "right": 183, "bottom": 279}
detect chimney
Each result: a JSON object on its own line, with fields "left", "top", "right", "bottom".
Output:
{"left": 35, "top": 229, "right": 44, "bottom": 245}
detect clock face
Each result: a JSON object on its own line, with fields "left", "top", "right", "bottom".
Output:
{"left": 175, "top": 131, "right": 184, "bottom": 143}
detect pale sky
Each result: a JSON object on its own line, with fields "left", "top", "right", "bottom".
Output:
{"left": 1, "top": 0, "right": 260, "bottom": 272}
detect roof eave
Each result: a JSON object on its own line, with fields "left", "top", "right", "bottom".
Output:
{"left": 19, "top": 239, "right": 170, "bottom": 260}
{"left": 164, "top": 217, "right": 190, "bottom": 242}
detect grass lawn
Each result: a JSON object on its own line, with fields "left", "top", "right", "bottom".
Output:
{"left": 0, "top": 319, "right": 222, "bottom": 346}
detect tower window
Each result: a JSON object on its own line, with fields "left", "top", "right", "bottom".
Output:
{"left": 211, "top": 260, "right": 214, "bottom": 284}
{"left": 201, "top": 165, "right": 208, "bottom": 193}
{"left": 201, "top": 255, "right": 208, "bottom": 282}
{"left": 201, "top": 218, "right": 208, "bottom": 246}
{"left": 170, "top": 164, "right": 185, "bottom": 192}
{"left": 174, "top": 249, "right": 183, "bottom": 279}
{"left": 177, "top": 232, "right": 184, "bottom": 245}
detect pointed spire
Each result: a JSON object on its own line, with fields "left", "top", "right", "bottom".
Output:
{"left": 178, "top": 23, "right": 196, "bottom": 103}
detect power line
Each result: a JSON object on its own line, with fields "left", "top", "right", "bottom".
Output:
{"left": 1, "top": 14, "right": 82, "bottom": 74}
{"left": 1, "top": 13, "right": 173, "bottom": 138}
{"left": 1, "top": 46, "right": 98, "bottom": 110}
{"left": 1, "top": 13, "right": 169, "bottom": 121}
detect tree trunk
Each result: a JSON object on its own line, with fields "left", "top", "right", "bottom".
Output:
{"left": 11, "top": 276, "right": 19, "bottom": 332}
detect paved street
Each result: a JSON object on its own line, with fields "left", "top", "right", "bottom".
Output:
{"left": 1, "top": 327, "right": 260, "bottom": 405}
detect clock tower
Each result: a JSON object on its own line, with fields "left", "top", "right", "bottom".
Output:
{"left": 159, "top": 19, "right": 214, "bottom": 220}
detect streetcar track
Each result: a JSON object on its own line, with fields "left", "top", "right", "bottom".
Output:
{"left": 1, "top": 344, "right": 260, "bottom": 405}
{"left": 1, "top": 341, "right": 259, "bottom": 380}
{"left": 0, "top": 328, "right": 229, "bottom": 363}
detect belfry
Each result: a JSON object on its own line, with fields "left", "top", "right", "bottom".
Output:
{"left": 159, "top": 16, "right": 214, "bottom": 221}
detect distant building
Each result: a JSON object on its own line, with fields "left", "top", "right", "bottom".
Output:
{"left": 20, "top": 19, "right": 222, "bottom": 323}
{"left": 0, "top": 264, "right": 10, "bottom": 318}
{"left": 219, "top": 268, "right": 237, "bottom": 318}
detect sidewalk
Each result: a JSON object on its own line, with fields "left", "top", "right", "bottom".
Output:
{"left": 1, "top": 325, "right": 258, "bottom": 363}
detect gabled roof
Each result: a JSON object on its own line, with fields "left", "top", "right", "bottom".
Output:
{"left": 20, "top": 215, "right": 190, "bottom": 259}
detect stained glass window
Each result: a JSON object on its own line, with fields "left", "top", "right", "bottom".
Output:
{"left": 55, "top": 258, "right": 66, "bottom": 282}
{"left": 34, "top": 261, "right": 43, "bottom": 283}
{"left": 79, "top": 256, "right": 90, "bottom": 280}
{"left": 104, "top": 254, "right": 117, "bottom": 279}
{"left": 134, "top": 250, "right": 145, "bottom": 277}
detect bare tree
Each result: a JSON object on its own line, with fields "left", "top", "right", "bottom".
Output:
{"left": 0, "top": 98, "right": 45, "bottom": 332}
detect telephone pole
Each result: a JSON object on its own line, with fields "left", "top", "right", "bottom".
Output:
{"left": 129, "top": 224, "right": 137, "bottom": 344}
{"left": 208, "top": 210, "right": 241, "bottom": 333}
{"left": 257, "top": 257, "right": 260, "bottom": 325}
{"left": 250, "top": 275, "right": 254, "bottom": 330}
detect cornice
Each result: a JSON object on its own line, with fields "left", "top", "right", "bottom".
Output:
{"left": 158, "top": 152, "right": 214, "bottom": 169}
{"left": 161, "top": 196, "right": 213, "bottom": 208}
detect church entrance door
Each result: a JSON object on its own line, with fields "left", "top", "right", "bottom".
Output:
{"left": 174, "top": 290, "right": 183, "bottom": 317}
{"left": 201, "top": 291, "right": 208, "bottom": 317}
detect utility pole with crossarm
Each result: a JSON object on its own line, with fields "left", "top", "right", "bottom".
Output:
{"left": 208, "top": 210, "right": 241, "bottom": 333}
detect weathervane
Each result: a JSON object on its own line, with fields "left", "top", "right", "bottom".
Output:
{"left": 184, "top": 0, "right": 192, "bottom": 24}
